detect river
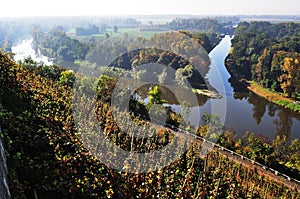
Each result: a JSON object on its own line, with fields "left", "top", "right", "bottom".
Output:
{"left": 11, "top": 39, "right": 53, "bottom": 65}
{"left": 201, "top": 35, "right": 300, "bottom": 139}
{"left": 11, "top": 37, "right": 300, "bottom": 140}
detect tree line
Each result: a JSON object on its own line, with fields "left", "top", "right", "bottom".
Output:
{"left": 162, "top": 18, "right": 235, "bottom": 36}
{"left": 226, "top": 21, "right": 300, "bottom": 99}
{"left": 32, "top": 27, "right": 216, "bottom": 90}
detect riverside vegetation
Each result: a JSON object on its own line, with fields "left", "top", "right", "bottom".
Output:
{"left": 226, "top": 21, "right": 300, "bottom": 112}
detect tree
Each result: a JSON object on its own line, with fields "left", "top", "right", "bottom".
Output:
{"left": 57, "top": 46, "right": 71, "bottom": 60}
{"left": 244, "top": 133, "right": 273, "bottom": 163}
{"left": 105, "top": 33, "right": 110, "bottom": 39}
{"left": 201, "top": 112, "right": 223, "bottom": 141}
{"left": 288, "top": 139, "right": 300, "bottom": 170}
{"left": 279, "top": 56, "right": 300, "bottom": 97}
{"left": 148, "top": 85, "right": 164, "bottom": 105}
{"left": 59, "top": 70, "right": 75, "bottom": 87}
{"left": 100, "top": 24, "right": 107, "bottom": 33}
{"left": 3, "top": 39, "right": 11, "bottom": 52}
{"left": 175, "top": 64, "right": 194, "bottom": 87}
{"left": 180, "top": 101, "right": 191, "bottom": 130}
{"left": 253, "top": 48, "right": 272, "bottom": 86}
{"left": 75, "top": 27, "right": 87, "bottom": 36}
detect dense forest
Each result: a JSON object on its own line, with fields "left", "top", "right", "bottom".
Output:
{"left": 32, "top": 26, "right": 92, "bottom": 63}
{"left": 156, "top": 18, "right": 233, "bottom": 48}
{"left": 0, "top": 50, "right": 299, "bottom": 198}
{"left": 31, "top": 27, "right": 216, "bottom": 90}
{"left": 226, "top": 21, "right": 300, "bottom": 99}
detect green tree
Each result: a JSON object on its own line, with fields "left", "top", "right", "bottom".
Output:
{"left": 201, "top": 112, "right": 223, "bottom": 141}
{"left": 59, "top": 70, "right": 75, "bottom": 87}
{"left": 272, "top": 135, "right": 288, "bottom": 162}
{"left": 288, "top": 139, "right": 300, "bottom": 170}
{"left": 158, "top": 68, "right": 167, "bottom": 84}
{"left": 148, "top": 85, "right": 164, "bottom": 105}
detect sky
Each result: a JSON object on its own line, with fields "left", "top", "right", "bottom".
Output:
{"left": 1, "top": 0, "right": 299, "bottom": 17}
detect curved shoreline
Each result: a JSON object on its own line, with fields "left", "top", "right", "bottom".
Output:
{"left": 224, "top": 44, "right": 300, "bottom": 113}
{"left": 226, "top": 66, "right": 300, "bottom": 113}
{"left": 243, "top": 80, "right": 300, "bottom": 112}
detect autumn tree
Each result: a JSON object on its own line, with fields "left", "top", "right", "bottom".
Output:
{"left": 253, "top": 48, "right": 273, "bottom": 87}
{"left": 278, "top": 54, "right": 300, "bottom": 97}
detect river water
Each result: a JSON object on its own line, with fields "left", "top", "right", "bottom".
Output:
{"left": 11, "top": 37, "right": 300, "bottom": 140}
{"left": 11, "top": 39, "right": 53, "bottom": 65}
{"left": 201, "top": 35, "right": 300, "bottom": 139}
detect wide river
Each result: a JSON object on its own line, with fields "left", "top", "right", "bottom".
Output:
{"left": 12, "top": 37, "right": 300, "bottom": 140}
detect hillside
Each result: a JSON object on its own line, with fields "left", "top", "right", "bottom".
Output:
{"left": 0, "top": 51, "right": 299, "bottom": 198}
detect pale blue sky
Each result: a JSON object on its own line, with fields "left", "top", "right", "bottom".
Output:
{"left": 1, "top": 0, "right": 299, "bottom": 17}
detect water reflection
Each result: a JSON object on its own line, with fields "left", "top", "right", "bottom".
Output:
{"left": 203, "top": 35, "right": 300, "bottom": 140}
{"left": 274, "top": 110, "right": 293, "bottom": 138}
{"left": 248, "top": 93, "right": 267, "bottom": 125}
{"left": 230, "top": 82, "right": 298, "bottom": 139}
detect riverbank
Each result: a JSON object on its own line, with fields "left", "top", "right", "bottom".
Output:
{"left": 225, "top": 49, "right": 300, "bottom": 113}
{"left": 230, "top": 76, "right": 300, "bottom": 113}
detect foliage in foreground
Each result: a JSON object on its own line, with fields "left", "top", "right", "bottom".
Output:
{"left": 0, "top": 51, "right": 299, "bottom": 198}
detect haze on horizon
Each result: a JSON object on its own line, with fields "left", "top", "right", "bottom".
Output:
{"left": 1, "top": 0, "right": 299, "bottom": 18}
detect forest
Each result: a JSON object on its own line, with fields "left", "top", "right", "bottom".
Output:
{"left": 226, "top": 21, "right": 300, "bottom": 100}
{"left": 31, "top": 27, "right": 216, "bottom": 91}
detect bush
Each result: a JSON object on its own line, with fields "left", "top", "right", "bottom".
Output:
{"left": 275, "top": 100, "right": 300, "bottom": 112}
{"left": 59, "top": 70, "right": 75, "bottom": 87}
